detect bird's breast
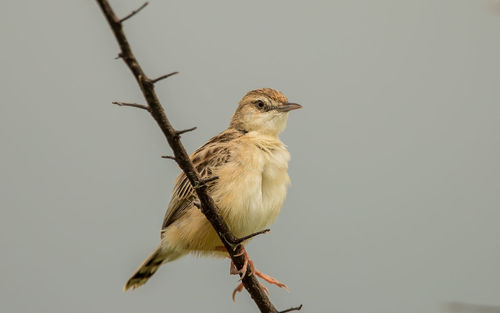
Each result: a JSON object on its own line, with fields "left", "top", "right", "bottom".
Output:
{"left": 212, "top": 135, "right": 291, "bottom": 238}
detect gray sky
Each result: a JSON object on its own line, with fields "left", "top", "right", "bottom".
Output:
{"left": 1, "top": 0, "right": 500, "bottom": 312}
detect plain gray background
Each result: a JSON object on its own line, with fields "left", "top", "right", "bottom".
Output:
{"left": 1, "top": 0, "right": 499, "bottom": 312}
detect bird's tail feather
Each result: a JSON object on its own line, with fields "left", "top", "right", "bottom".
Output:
{"left": 123, "top": 243, "right": 183, "bottom": 291}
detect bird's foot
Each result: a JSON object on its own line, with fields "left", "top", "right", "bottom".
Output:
{"left": 229, "top": 248, "right": 253, "bottom": 278}
{"left": 253, "top": 269, "right": 289, "bottom": 291}
{"left": 229, "top": 246, "right": 288, "bottom": 301}
{"left": 229, "top": 257, "right": 251, "bottom": 276}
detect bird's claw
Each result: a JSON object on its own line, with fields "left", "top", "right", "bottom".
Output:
{"left": 230, "top": 246, "right": 288, "bottom": 301}
{"left": 229, "top": 250, "right": 253, "bottom": 279}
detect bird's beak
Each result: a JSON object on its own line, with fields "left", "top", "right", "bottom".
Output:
{"left": 277, "top": 102, "right": 302, "bottom": 112}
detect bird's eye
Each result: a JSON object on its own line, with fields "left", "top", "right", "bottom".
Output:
{"left": 255, "top": 100, "right": 265, "bottom": 108}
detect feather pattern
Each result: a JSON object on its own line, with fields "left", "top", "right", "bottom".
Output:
{"left": 161, "top": 128, "right": 243, "bottom": 231}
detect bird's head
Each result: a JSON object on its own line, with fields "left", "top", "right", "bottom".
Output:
{"left": 229, "top": 88, "right": 302, "bottom": 136}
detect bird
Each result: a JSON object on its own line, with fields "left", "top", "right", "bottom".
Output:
{"left": 123, "top": 88, "right": 302, "bottom": 298}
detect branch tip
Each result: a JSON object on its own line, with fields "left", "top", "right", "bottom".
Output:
{"left": 150, "top": 71, "right": 179, "bottom": 84}
{"left": 161, "top": 155, "right": 176, "bottom": 160}
{"left": 279, "top": 305, "right": 303, "bottom": 313}
{"left": 119, "top": 2, "right": 149, "bottom": 23}
{"left": 229, "top": 229, "right": 271, "bottom": 246}
{"left": 112, "top": 101, "right": 150, "bottom": 111}
{"left": 175, "top": 126, "right": 197, "bottom": 137}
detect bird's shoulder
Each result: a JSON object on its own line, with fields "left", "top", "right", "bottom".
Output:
{"left": 190, "top": 128, "right": 244, "bottom": 169}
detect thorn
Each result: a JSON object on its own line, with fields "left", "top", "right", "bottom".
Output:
{"left": 115, "top": 52, "right": 123, "bottom": 60}
{"left": 161, "top": 155, "right": 176, "bottom": 160}
{"left": 174, "top": 127, "right": 197, "bottom": 138}
{"left": 278, "top": 305, "right": 303, "bottom": 313}
{"left": 119, "top": 2, "right": 149, "bottom": 23}
{"left": 229, "top": 229, "right": 271, "bottom": 246}
{"left": 201, "top": 176, "right": 219, "bottom": 185}
{"left": 150, "top": 71, "right": 179, "bottom": 84}
{"left": 112, "top": 101, "right": 150, "bottom": 111}
{"left": 193, "top": 201, "right": 201, "bottom": 209}
{"left": 194, "top": 176, "right": 219, "bottom": 190}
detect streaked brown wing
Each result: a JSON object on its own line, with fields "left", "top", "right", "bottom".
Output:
{"left": 160, "top": 129, "right": 242, "bottom": 234}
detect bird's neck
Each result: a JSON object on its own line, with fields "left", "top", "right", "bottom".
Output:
{"left": 228, "top": 125, "right": 282, "bottom": 139}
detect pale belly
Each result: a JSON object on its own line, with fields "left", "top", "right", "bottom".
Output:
{"left": 215, "top": 145, "right": 291, "bottom": 239}
{"left": 227, "top": 165, "right": 289, "bottom": 238}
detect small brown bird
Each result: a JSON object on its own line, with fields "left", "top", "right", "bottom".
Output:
{"left": 124, "top": 88, "right": 301, "bottom": 298}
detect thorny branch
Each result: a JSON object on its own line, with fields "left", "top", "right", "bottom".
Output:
{"left": 94, "top": 1, "right": 302, "bottom": 313}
